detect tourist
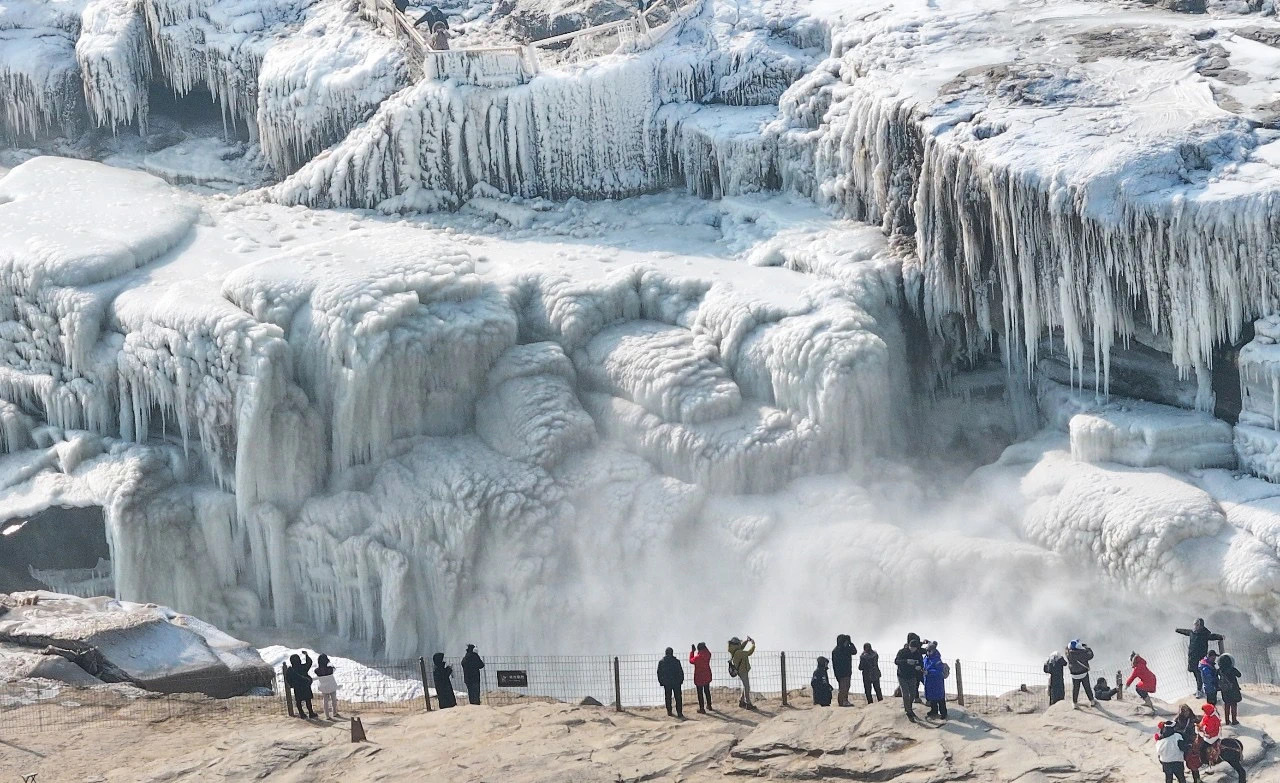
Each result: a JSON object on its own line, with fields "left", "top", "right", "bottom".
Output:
{"left": 461, "top": 644, "right": 485, "bottom": 706}
{"left": 1043, "top": 650, "right": 1067, "bottom": 705}
{"left": 859, "top": 642, "right": 883, "bottom": 704}
{"left": 429, "top": 22, "right": 450, "bottom": 51}
{"left": 1198, "top": 650, "right": 1220, "bottom": 705}
{"left": 1126, "top": 652, "right": 1158, "bottom": 709}
{"left": 811, "top": 656, "right": 833, "bottom": 707}
{"left": 657, "top": 647, "right": 685, "bottom": 718}
{"left": 728, "top": 636, "right": 756, "bottom": 709}
{"left": 1066, "top": 640, "right": 1097, "bottom": 706}
{"left": 432, "top": 652, "right": 457, "bottom": 709}
{"left": 1217, "top": 653, "right": 1242, "bottom": 725}
{"left": 1093, "top": 676, "right": 1115, "bottom": 701}
{"left": 1155, "top": 721, "right": 1189, "bottom": 783}
{"left": 921, "top": 641, "right": 947, "bottom": 720}
{"left": 286, "top": 652, "right": 317, "bottom": 719}
{"left": 689, "top": 642, "right": 713, "bottom": 713}
{"left": 314, "top": 653, "right": 339, "bottom": 720}
{"left": 1169, "top": 705, "right": 1202, "bottom": 782}
{"left": 893, "top": 637, "right": 924, "bottom": 721}
{"left": 1176, "top": 619, "right": 1223, "bottom": 698}
{"left": 1198, "top": 703, "right": 1221, "bottom": 746}
{"left": 831, "top": 634, "right": 855, "bottom": 706}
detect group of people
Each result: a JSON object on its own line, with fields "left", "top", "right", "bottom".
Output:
{"left": 428, "top": 644, "right": 487, "bottom": 708}
{"left": 390, "top": 1, "right": 451, "bottom": 49}
{"left": 283, "top": 651, "right": 340, "bottom": 720}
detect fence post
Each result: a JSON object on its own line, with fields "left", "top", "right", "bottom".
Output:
{"left": 419, "top": 656, "right": 433, "bottom": 712}
{"left": 282, "top": 663, "right": 294, "bottom": 717}
{"left": 613, "top": 657, "right": 622, "bottom": 712}
{"left": 1115, "top": 669, "right": 1123, "bottom": 701}
{"left": 954, "top": 660, "right": 964, "bottom": 707}
{"left": 780, "top": 652, "right": 788, "bottom": 707}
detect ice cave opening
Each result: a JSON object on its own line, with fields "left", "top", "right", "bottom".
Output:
{"left": 0, "top": 506, "right": 112, "bottom": 598}
{"left": 146, "top": 83, "right": 250, "bottom": 141}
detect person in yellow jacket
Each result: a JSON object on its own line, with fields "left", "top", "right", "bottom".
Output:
{"left": 728, "top": 636, "right": 756, "bottom": 709}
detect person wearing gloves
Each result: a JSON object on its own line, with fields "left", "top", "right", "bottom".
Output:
{"left": 1065, "top": 640, "right": 1097, "bottom": 707}
{"left": 728, "top": 636, "right": 756, "bottom": 709}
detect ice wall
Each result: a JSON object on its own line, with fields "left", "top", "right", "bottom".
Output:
{"left": 77, "top": 0, "right": 151, "bottom": 133}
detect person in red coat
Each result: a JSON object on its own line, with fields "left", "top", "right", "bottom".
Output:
{"left": 690, "top": 642, "right": 713, "bottom": 714}
{"left": 1126, "top": 652, "right": 1158, "bottom": 708}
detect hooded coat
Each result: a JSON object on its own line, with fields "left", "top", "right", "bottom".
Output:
{"left": 286, "top": 653, "right": 314, "bottom": 700}
{"left": 1199, "top": 656, "right": 1219, "bottom": 693}
{"left": 922, "top": 648, "right": 946, "bottom": 702}
{"left": 831, "top": 636, "right": 855, "bottom": 680}
{"left": 433, "top": 653, "right": 457, "bottom": 708}
{"left": 728, "top": 639, "right": 755, "bottom": 675}
{"left": 657, "top": 653, "right": 685, "bottom": 688}
{"left": 1125, "top": 655, "right": 1157, "bottom": 693}
{"left": 1043, "top": 653, "right": 1066, "bottom": 702}
{"left": 859, "top": 648, "right": 881, "bottom": 679}
{"left": 811, "top": 661, "right": 833, "bottom": 706}
{"left": 1218, "top": 654, "right": 1243, "bottom": 704}
{"left": 689, "top": 647, "right": 712, "bottom": 686}
{"left": 1199, "top": 704, "right": 1221, "bottom": 741}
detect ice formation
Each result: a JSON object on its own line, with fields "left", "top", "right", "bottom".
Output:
{"left": 9, "top": 0, "right": 1280, "bottom": 665}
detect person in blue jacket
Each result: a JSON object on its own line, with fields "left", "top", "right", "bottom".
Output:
{"left": 922, "top": 641, "right": 947, "bottom": 720}
{"left": 1198, "top": 650, "right": 1220, "bottom": 705}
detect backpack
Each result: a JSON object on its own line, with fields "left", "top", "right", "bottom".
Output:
{"left": 941, "top": 662, "right": 951, "bottom": 680}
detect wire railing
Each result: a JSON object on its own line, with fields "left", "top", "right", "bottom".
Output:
{"left": 4, "top": 638, "right": 1275, "bottom": 733}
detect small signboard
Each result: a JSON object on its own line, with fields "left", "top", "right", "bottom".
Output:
{"left": 496, "top": 670, "right": 529, "bottom": 688}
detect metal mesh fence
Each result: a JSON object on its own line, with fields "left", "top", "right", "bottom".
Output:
{"left": 4, "top": 639, "right": 1278, "bottom": 733}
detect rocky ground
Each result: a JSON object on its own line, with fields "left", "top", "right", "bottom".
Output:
{"left": 2, "top": 686, "right": 1279, "bottom": 781}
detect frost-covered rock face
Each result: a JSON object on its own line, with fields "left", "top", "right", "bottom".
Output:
{"left": 0, "top": 158, "right": 913, "bottom": 655}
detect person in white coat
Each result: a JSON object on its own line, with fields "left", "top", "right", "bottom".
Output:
{"left": 314, "top": 654, "right": 340, "bottom": 720}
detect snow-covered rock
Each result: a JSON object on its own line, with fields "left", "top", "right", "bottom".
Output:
{"left": 0, "top": 590, "right": 271, "bottom": 694}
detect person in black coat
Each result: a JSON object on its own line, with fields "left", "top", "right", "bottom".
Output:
{"left": 286, "top": 652, "right": 317, "bottom": 719}
{"left": 860, "top": 643, "right": 883, "bottom": 704}
{"left": 894, "top": 638, "right": 924, "bottom": 721}
{"left": 831, "top": 634, "right": 855, "bottom": 706}
{"left": 657, "top": 647, "right": 685, "bottom": 718}
{"left": 1043, "top": 651, "right": 1066, "bottom": 706}
{"left": 461, "top": 644, "right": 485, "bottom": 706}
{"left": 811, "top": 656, "right": 833, "bottom": 706}
{"left": 1176, "top": 619, "right": 1224, "bottom": 697}
{"left": 433, "top": 652, "right": 457, "bottom": 709}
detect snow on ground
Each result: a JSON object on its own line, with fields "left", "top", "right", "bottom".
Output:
{"left": 257, "top": 645, "right": 430, "bottom": 702}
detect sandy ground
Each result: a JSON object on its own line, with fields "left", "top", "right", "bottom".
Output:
{"left": 2, "top": 687, "right": 1279, "bottom": 781}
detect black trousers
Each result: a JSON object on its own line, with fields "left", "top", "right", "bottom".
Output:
{"left": 466, "top": 681, "right": 481, "bottom": 705}
{"left": 927, "top": 699, "right": 948, "bottom": 718}
{"left": 696, "top": 684, "right": 711, "bottom": 711}
{"left": 1191, "top": 664, "right": 1203, "bottom": 691}
{"left": 1162, "top": 761, "right": 1187, "bottom": 783}
{"left": 898, "top": 675, "right": 918, "bottom": 715}
{"left": 1072, "top": 677, "right": 1094, "bottom": 703}
{"left": 863, "top": 674, "right": 883, "bottom": 703}
{"left": 664, "top": 686, "right": 683, "bottom": 716}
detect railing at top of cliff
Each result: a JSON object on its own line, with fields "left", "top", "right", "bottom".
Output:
{"left": 358, "top": 0, "right": 705, "bottom": 88}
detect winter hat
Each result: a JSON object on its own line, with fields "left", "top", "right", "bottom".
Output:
{"left": 1206, "top": 650, "right": 1219, "bottom": 658}
{"left": 1202, "top": 703, "right": 1216, "bottom": 714}
{"left": 1219, "top": 653, "right": 1234, "bottom": 668}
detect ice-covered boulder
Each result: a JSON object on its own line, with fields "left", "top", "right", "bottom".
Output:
{"left": 0, "top": 591, "right": 271, "bottom": 695}
{"left": 1068, "top": 402, "right": 1235, "bottom": 471}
